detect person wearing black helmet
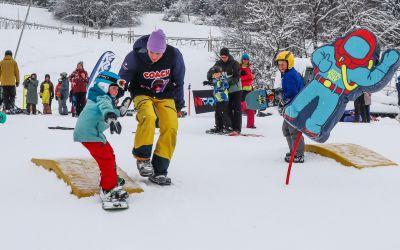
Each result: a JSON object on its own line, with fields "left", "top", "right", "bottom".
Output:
{"left": 205, "top": 65, "right": 231, "bottom": 134}
{"left": 0, "top": 50, "right": 20, "bottom": 114}
{"left": 207, "top": 47, "right": 242, "bottom": 135}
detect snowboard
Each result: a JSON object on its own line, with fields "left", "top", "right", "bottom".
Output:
{"left": 0, "top": 112, "right": 6, "bottom": 124}
{"left": 229, "top": 133, "right": 264, "bottom": 137}
{"left": 87, "top": 51, "right": 116, "bottom": 95}
{"left": 245, "top": 89, "right": 276, "bottom": 110}
{"left": 102, "top": 200, "right": 129, "bottom": 210}
{"left": 205, "top": 129, "right": 264, "bottom": 137}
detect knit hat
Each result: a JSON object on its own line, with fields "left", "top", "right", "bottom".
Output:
{"left": 242, "top": 53, "right": 250, "bottom": 60}
{"left": 219, "top": 48, "right": 230, "bottom": 56}
{"left": 147, "top": 29, "right": 167, "bottom": 53}
{"left": 5, "top": 50, "right": 12, "bottom": 56}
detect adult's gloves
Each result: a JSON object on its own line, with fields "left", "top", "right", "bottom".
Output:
{"left": 104, "top": 112, "right": 122, "bottom": 134}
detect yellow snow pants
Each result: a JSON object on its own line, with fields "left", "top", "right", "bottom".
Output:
{"left": 132, "top": 95, "right": 178, "bottom": 175}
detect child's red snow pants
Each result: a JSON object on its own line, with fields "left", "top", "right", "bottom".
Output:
{"left": 82, "top": 142, "right": 117, "bottom": 191}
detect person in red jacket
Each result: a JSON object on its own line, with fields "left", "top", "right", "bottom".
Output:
{"left": 240, "top": 53, "right": 256, "bottom": 128}
{"left": 69, "top": 61, "right": 88, "bottom": 116}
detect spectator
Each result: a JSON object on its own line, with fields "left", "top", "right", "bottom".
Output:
{"left": 208, "top": 48, "right": 242, "bottom": 135}
{"left": 354, "top": 93, "right": 367, "bottom": 122}
{"left": 23, "top": 73, "right": 39, "bottom": 115}
{"left": 39, "top": 74, "right": 54, "bottom": 114}
{"left": 55, "top": 78, "right": 63, "bottom": 115}
{"left": 0, "top": 50, "right": 20, "bottom": 114}
{"left": 240, "top": 53, "right": 256, "bottom": 129}
{"left": 396, "top": 76, "right": 400, "bottom": 106}
{"left": 69, "top": 61, "right": 88, "bottom": 117}
{"left": 205, "top": 66, "right": 231, "bottom": 134}
{"left": 59, "top": 72, "right": 69, "bottom": 115}
{"left": 364, "top": 92, "right": 371, "bottom": 123}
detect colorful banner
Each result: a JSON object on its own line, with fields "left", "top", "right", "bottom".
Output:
{"left": 192, "top": 90, "right": 215, "bottom": 114}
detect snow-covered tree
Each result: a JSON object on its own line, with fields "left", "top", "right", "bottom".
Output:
{"left": 162, "top": 0, "right": 190, "bottom": 22}
{"left": 53, "top": 0, "right": 140, "bottom": 28}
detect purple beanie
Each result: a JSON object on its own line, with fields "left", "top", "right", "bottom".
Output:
{"left": 147, "top": 29, "right": 167, "bottom": 53}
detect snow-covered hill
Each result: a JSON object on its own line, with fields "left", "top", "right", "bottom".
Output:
{"left": 1, "top": 4, "right": 400, "bottom": 250}
{"left": 0, "top": 2, "right": 222, "bottom": 38}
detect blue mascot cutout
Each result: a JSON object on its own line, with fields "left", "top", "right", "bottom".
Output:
{"left": 283, "top": 29, "right": 400, "bottom": 143}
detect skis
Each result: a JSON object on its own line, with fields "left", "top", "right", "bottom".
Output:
{"left": 102, "top": 200, "right": 129, "bottom": 210}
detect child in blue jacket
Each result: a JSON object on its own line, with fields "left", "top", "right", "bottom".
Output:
{"left": 73, "top": 71, "right": 131, "bottom": 207}
{"left": 206, "top": 66, "right": 232, "bottom": 134}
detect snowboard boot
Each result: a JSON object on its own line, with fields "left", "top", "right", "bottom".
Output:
{"left": 228, "top": 131, "right": 241, "bottom": 136}
{"left": 100, "top": 186, "right": 129, "bottom": 202}
{"left": 206, "top": 127, "right": 223, "bottom": 134}
{"left": 117, "top": 176, "right": 125, "bottom": 187}
{"left": 149, "top": 175, "right": 172, "bottom": 186}
{"left": 284, "top": 152, "right": 291, "bottom": 163}
{"left": 293, "top": 154, "right": 304, "bottom": 163}
{"left": 219, "top": 127, "right": 233, "bottom": 135}
{"left": 137, "top": 159, "right": 154, "bottom": 177}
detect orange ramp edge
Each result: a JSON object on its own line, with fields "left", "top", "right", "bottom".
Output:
{"left": 304, "top": 143, "right": 397, "bottom": 169}
{"left": 31, "top": 158, "right": 143, "bottom": 198}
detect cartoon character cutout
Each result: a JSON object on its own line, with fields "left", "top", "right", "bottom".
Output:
{"left": 283, "top": 29, "right": 400, "bottom": 143}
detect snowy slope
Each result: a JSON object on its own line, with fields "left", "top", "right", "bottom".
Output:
{"left": 0, "top": 2, "right": 222, "bottom": 38}
{"left": 1, "top": 5, "right": 400, "bottom": 250}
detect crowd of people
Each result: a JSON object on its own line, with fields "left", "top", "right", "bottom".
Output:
{"left": 0, "top": 52, "right": 89, "bottom": 116}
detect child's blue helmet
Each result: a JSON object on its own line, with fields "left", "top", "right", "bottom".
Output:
{"left": 95, "top": 71, "right": 125, "bottom": 93}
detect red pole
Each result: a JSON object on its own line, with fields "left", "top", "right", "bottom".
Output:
{"left": 285, "top": 131, "right": 303, "bottom": 185}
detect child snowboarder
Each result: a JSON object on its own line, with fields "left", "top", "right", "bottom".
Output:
{"left": 39, "top": 74, "right": 54, "bottom": 114}
{"left": 205, "top": 66, "right": 232, "bottom": 134}
{"left": 73, "top": 71, "right": 132, "bottom": 210}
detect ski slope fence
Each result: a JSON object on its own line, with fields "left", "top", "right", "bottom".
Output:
{"left": 0, "top": 16, "right": 228, "bottom": 52}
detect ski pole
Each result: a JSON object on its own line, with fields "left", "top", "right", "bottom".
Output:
{"left": 285, "top": 131, "right": 303, "bottom": 185}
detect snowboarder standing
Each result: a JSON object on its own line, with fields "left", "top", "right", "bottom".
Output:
{"left": 119, "top": 29, "right": 185, "bottom": 186}
{"left": 205, "top": 66, "right": 231, "bottom": 134}
{"left": 208, "top": 48, "right": 242, "bottom": 135}
{"left": 276, "top": 51, "right": 305, "bottom": 163}
{"left": 73, "top": 71, "right": 131, "bottom": 208}
{"left": 23, "top": 73, "right": 39, "bottom": 115}
{"left": 0, "top": 50, "right": 20, "bottom": 114}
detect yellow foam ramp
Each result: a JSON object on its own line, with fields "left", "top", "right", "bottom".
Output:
{"left": 304, "top": 143, "right": 397, "bottom": 169}
{"left": 31, "top": 158, "right": 143, "bottom": 198}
